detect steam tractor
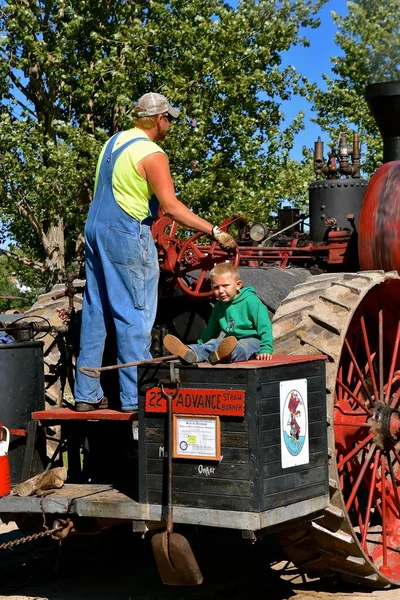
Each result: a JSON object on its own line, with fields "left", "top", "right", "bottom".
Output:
{"left": 1, "top": 80, "right": 400, "bottom": 589}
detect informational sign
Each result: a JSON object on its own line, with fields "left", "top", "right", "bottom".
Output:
{"left": 173, "top": 415, "right": 221, "bottom": 461}
{"left": 280, "top": 379, "right": 309, "bottom": 469}
{"left": 145, "top": 387, "right": 245, "bottom": 416}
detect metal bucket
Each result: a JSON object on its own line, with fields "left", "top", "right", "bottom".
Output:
{"left": 0, "top": 425, "right": 10, "bottom": 496}
{"left": 0, "top": 342, "right": 45, "bottom": 483}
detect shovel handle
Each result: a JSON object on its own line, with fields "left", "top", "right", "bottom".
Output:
{"left": 79, "top": 355, "right": 179, "bottom": 379}
{"left": 160, "top": 384, "right": 180, "bottom": 535}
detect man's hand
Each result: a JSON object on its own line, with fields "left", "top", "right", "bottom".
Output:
{"left": 212, "top": 226, "right": 237, "bottom": 251}
{"left": 257, "top": 353, "right": 272, "bottom": 361}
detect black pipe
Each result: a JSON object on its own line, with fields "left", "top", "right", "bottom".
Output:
{"left": 366, "top": 81, "right": 400, "bottom": 163}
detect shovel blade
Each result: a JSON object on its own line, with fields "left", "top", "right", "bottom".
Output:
{"left": 151, "top": 531, "right": 203, "bottom": 586}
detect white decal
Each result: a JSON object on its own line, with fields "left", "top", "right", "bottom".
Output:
{"left": 280, "top": 379, "right": 309, "bottom": 468}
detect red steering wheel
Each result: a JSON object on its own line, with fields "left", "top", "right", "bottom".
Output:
{"left": 176, "top": 223, "right": 240, "bottom": 298}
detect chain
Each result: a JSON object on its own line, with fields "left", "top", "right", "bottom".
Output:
{"left": 0, "top": 519, "right": 74, "bottom": 551}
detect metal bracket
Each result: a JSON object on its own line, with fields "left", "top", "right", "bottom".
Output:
{"left": 169, "top": 361, "right": 180, "bottom": 384}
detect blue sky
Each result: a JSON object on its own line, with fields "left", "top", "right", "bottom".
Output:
{"left": 225, "top": 0, "right": 349, "bottom": 159}
{"left": 280, "top": 0, "right": 348, "bottom": 159}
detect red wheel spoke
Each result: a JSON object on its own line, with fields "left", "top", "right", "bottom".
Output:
{"left": 187, "top": 241, "right": 206, "bottom": 260}
{"left": 344, "top": 339, "right": 373, "bottom": 404}
{"left": 337, "top": 433, "right": 374, "bottom": 471}
{"left": 345, "top": 444, "right": 375, "bottom": 512}
{"left": 208, "top": 240, "right": 218, "bottom": 254}
{"left": 345, "top": 460, "right": 365, "bottom": 536}
{"left": 379, "top": 309, "right": 384, "bottom": 402}
{"left": 361, "top": 449, "right": 381, "bottom": 549}
{"left": 386, "top": 450, "right": 400, "bottom": 518}
{"left": 381, "top": 454, "right": 388, "bottom": 571}
{"left": 348, "top": 359, "right": 375, "bottom": 408}
{"left": 337, "top": 365, "right": 344, "bottom": 401}
{"left": 393, "top": 448, "right": 400, "bottom": 467}
{"left": 386, "top": 322, "right": 400, "bottom": 403}
{"left": 360, "top": 316, "right": 379, "bottom": 402}
{"left": 335, "top": 379, "right": 372, "bottom": 416}
{"left": 390, "top": 386, "right": 400, "bottom": 410}
{"left": 341, "top": 358, "right": 375, "bottom": 409}
{"left": 346, "top": 354, "right": 355, "bottom": 390}
{"left": 194, "top": 269, "right": 207, "bottom": 293}
{"left": 344, "top": 332, "right": 360, "bottom": 399}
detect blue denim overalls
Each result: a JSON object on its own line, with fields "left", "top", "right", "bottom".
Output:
{"left": 74, "top": 132, "right": 160, "bottom": 410}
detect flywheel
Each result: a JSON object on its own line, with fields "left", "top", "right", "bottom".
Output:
{"left": 273, "top": 270, "right": 400, "bottom": 588}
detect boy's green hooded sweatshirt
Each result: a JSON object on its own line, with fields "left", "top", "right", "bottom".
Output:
{"left": 198, "top": 286, "right": 273, "bottom": 354}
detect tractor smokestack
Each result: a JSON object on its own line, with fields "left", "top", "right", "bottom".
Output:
{"left": 366, "top": 81, "right": 400, "bottom": 163}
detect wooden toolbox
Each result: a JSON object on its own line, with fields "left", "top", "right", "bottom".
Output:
{"left": 138, "top": 355, "right": 329, "bottom": 529}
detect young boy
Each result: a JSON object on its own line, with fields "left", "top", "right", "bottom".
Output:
{"left": 163, "top": 263, "right": 273, "bottom": 365}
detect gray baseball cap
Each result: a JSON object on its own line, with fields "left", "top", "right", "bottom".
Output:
{"left": 134, "top": 92, "right": 180, "bottom": 119}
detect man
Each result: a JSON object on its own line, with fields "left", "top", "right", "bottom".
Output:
{"left": 74, "top": 92, "right": 236, "bottom": 412}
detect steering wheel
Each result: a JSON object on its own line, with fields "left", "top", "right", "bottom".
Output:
{"left": 176, "top": 223, "right": 240, "bottom": 298}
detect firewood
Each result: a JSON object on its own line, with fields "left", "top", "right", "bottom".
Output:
{"left": 14, "top": 466, "right": 67, "bottom": 497}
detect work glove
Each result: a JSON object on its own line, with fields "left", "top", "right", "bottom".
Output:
{"left": 211, "top": 226, "right": 237, "bottom": 252}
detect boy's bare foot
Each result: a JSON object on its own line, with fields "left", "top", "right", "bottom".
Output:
{"left": 163, "top": 334, "right": 197, "bottom": 364}
{"left": 209, "top": 336, "right": 238, "bottom": 365}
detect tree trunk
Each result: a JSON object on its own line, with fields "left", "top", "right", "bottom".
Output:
{"left": 43, "top": 220, "right": 65, "bottom": 290}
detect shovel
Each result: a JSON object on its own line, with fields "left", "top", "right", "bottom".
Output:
{"left": 151, "top": 387, "right": 203, "bottom": 586}
{"left": 79, "top": 355, "right": 178, "bottom": 378}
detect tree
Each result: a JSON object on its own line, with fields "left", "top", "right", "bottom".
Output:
{"left": 0, "top": 254, "right": 39, "bottom": 312}
{"left": 309, "top": 0, "right": 400, "bottom": 175}
{"left": 0, "top": 0, "right": 324, "bottom": 290}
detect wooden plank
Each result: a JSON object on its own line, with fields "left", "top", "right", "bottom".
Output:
{"left": 262, "top": 451, "right": 326, "bottom": 478}
{"left": 145, "top": 415, "right": 248, "bottom": 433}
{"left": 145, "top": 443, "right": 250, "bottom": 464}
{"left": 262, "top": 465, "right": 326, "bottom": 496}
{"left": 147, "top": 490, "right": 253, "bottom": 512}
{"left": 145, "top": 428, "right": 249, "bottom": 448}
{"left": 262, "top": 481, "right": 327, "bottom": 511}
{"left": 260, "top": 373, "right": 323, "bottom": 399}
{"left": 146, "top": 473, "right": 252, "bottom": 497}
{"left": 32, "top": 408, "right": 137, "bottom": 421}
{"left": 146, "top": 458, "right": 250, "bottom": 480}
{"left": 20, "top": 420, "right": 38, "bottom": 482}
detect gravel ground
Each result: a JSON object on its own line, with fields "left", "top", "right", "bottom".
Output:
{"left": 1, "top": 520, "right": 400, "bottom": 600}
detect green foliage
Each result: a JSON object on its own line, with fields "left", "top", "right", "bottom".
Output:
{"left": 0, "top": 0, "right": 324, "bottom": 287}
{"left": 0, "top": 255, "right": 40, "bottom": 312}
{"left": 309, "top": 0, "right": 400, "bottom": 175}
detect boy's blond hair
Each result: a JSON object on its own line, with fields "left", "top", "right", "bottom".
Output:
{"left": 210, "top": 262, "right": 240, "bottom": 281}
